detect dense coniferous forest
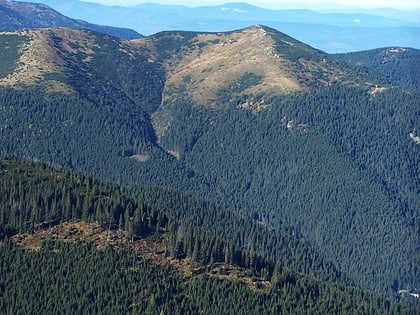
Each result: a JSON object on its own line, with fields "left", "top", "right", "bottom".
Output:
{"left": 1, "top": 157, "right": 418, "bottom": 314}
{"left": 0, "top": 24, "right": 419, "bottom": 312}
{"left": 334, "top": 48, "right": 420, "bottom": 91}
{"left": 158, "top": 84, "right": 420, "bottom": 295}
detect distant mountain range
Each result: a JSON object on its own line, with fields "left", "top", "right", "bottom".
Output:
{"left": 21, "top": 0, "right": 420, "bottom": 52}
{"left": 0, "top": 0, "right": 142, "bottom": 39}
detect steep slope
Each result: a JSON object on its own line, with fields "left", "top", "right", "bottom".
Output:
{"left": 178, "top": 85, "right": 419, "bottom": 295}
{"left": 334, "top": 47, "right": 420, "bottom": 90}
{"left": 138, "top": 25, "right": 354, "bottom": 143}
{"left": 2, "top": 158, "right": 417, "bottom": 314}
{"left": 136, "top": 26, "right": 420, "bottom": 296}
{"left": 0, "top": 28, "right": 202, "bottom": 192}
{"left": 0, "top": 25, "right": 418, "bottom": 299}
{"left": 0, "top": 0, "right": 142, "bottom": 39}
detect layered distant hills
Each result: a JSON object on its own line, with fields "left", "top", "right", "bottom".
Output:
{"left": 0, "top": 0, "right": 142, "bottom": 39}
{"left": 23, "top": 0, "right": 420, "bottom": 52}
{"left": 0, "top": 1, "right": 419, "bottom": 313}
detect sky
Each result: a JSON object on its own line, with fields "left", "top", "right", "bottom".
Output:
{"left": 81, "top": 0, "right": 420, "bottom": 10}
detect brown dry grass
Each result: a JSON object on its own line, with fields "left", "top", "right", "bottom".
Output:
{"left": 163, "top": 26, "right": 302, "bottom": 108}
{"left": 12, "top": 221, "right": 270, "bottom": 292}
{"left": 0, "top": 29, "right": 97, "bottom": 93}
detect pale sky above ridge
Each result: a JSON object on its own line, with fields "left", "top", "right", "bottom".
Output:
{"left": 81, "top": 0, "right": 420, "bottom": 10}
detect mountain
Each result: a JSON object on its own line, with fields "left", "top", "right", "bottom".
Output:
{"left": 334, "top": 47, "right": 420, "bottom": 90}
{"left": 23, "top": 0, "right": 420, "bottom": 52}
{"left": 0, "top": 0, "right": 142, "bottom": 39}
{"left": 0, "top": 24, "right": 419, "bottom": 304}
{"left": 2, "top": 157, "right": 416, "bottom": 314}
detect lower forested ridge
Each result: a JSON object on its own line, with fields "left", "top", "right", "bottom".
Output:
{"left": 0, "top": 157, "right": 418, "bottom": 314}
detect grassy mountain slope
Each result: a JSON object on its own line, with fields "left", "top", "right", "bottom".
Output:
{"left": 0, "top": 25, "right": 419, "bottom": 299}
{"left": 0, "top": 0, "right": 141, "bottom": 39}
{"left": 0, "top": 29, "right": 208, "bottom": 194}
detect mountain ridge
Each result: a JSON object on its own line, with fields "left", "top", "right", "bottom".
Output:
{"left": 0, "top": 0, "right": 142, "bottom": 39}
{"left": 22, "top": 0, "right": 420, "bottom": 52}
{"left": 2, "top": 157, "right": 417, "bottom": 313}
{"left": 0, "top": 22, "right": 419, "bottom": 300}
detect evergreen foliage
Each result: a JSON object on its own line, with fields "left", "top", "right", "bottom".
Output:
{"left": 0, "top": 158, "right": 417, "bottom": 314}
{"left": 334, "top": 47, "right": 420, "bottom": 91}
{"left": 0, "top": 27, "right": 418, "bottom": 303}
{"left": 0, "top": 34, "right": 24, "bottom": 78}
{"left": 174, "top": 84, "right": 420, "bottom": 295}
{"left": 1, "top": 239, "right": 414, "bottom": 315}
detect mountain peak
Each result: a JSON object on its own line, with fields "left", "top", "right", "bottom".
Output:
{"left": 0, "top": 0, "right": 142, "bottom": 39}
{"left": 138, "top": 25, "right": 344, "bottom": 109}
{"left": 166, "top": 25, "right": 300, "bottom": 108}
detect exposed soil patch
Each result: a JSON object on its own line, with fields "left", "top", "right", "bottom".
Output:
{"left": 130, "top": 154, "right": 151, "bottom": 162}
{"left": 12, "top": 221, "right": 270, "bottom": 292}
{"left": 369, "top": 85, "right": 387, "bottom": 95}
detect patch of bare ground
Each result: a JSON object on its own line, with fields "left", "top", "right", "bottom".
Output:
{"left": 237, "top": 99, "right": 268, "bottom": 113}
{"left": 130, "top": 154, "right": 151, "bottom": 162}
{"left": 12, "top": 221, "right": 270, "bottom": 292}
{"left": 369, "top": 85, "right": 387, "bottom": 96}
{"left": 207, "top": 263, "right": 270, "bottom": 292}
{"left": 167, "top": 150, "right": 180, "bottom": 159}
{"left": 163, "top": 26, "right": 302, "bottom": 108}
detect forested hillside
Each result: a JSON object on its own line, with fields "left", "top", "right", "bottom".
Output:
{"left": 171, "top": 84, "right": 419, "bottom": 295}
{"left": 0, "top": 25, "right": 419, "bottom": 304}
{"left": 334, "top": 47, "right": 420, "bottom": 91}
{"left": 0, "top": 157, "right": 417, "bottom": 314}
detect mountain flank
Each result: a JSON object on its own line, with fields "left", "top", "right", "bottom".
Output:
{"left": 0, "top": 23, "right": 419, "bottom": 302}
{"left": 0, "top": 25, "right": 371, "bottom": 103}
{"left": 0, "top": 0, "right": 142, "bottom": 39}
{"left": 1, "top": 157, "right": 417, "bottom": 314}
{"left": 0, "top": 28, "right": 93, "bottom": 91}
{"left": 137, "top": 25, "right": 351, "bottom": 110}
